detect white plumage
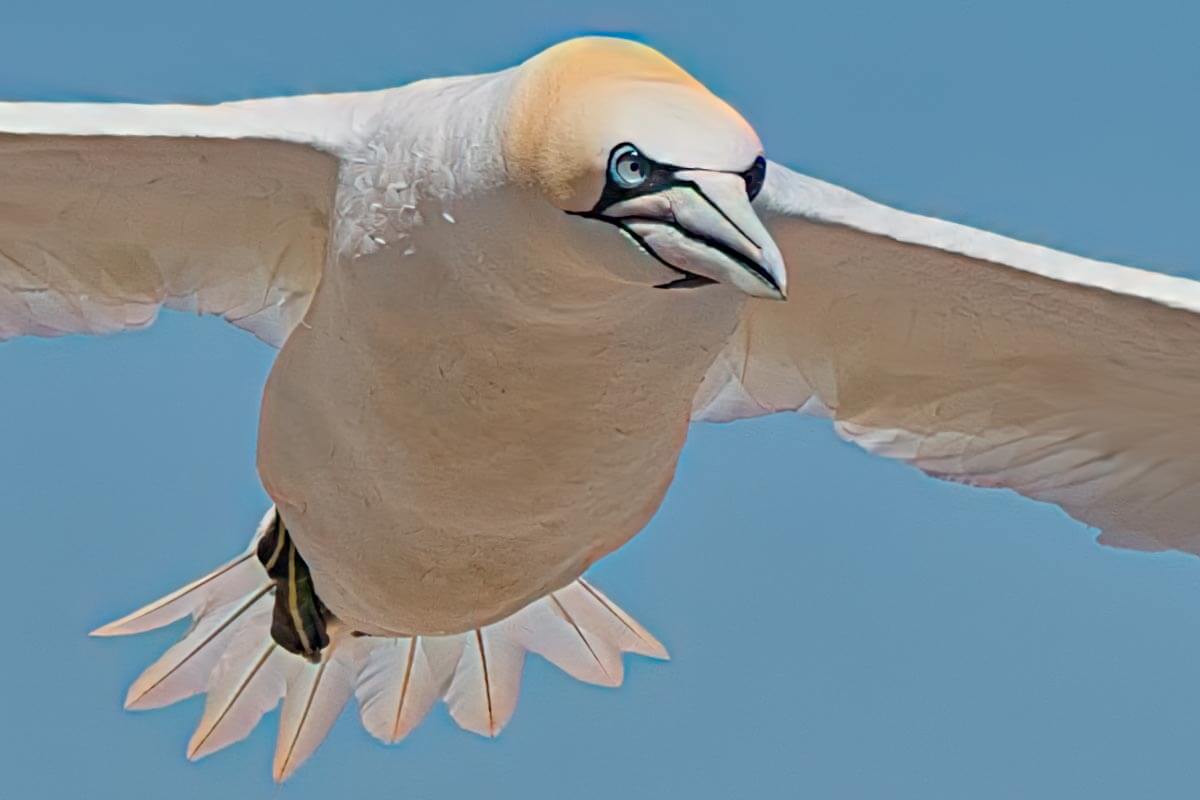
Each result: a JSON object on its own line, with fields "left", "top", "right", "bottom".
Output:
{"left": 96, "top": 514, "right": 668, "bottom": 777}
{"left": 444, "top": 629, "right": 526, "bottom": 738}
{"left": 123, "top": 586, "right": 273, "bottom": 710}
{"left": 353, "top": 636, "right": 462, "bottom": 744}
{"left": 189, "top": 615, "right": 294, "bottom": 760}
{"left": 695, "top": 164, "right": 1200, "bottom": 553}
{"left": 2, "top": 35, "right": 1198, "bottom": 778}
{"left": 273, "top": 645, "right": 360, "bottom": 781}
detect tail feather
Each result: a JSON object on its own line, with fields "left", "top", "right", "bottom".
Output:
{"left": 444, "top": 628, "right": 526, "bottom": 737}
{"left": 96, "top": 509, "right": 669, "bottom": 780}
{"left": 510, "top": 592, "right": 623, "bottom": 687}
{"left": 188, "top": 607, "right": 298, "bottom": 760}
{"left": 125, "top": 584, "right": 272, "bottom": 710}
{"left": 91, "top": 551, "right": 263, "bottom": 638}
{"left": 353, "top": 635, "right": 462, "bottom": 744}
{"left": 564, "top": 579, "right": 669, "bottom": 660}
{"left": 273, "top": 640, "right": 359, "bottom": 782}
{"left": 92, "top": 510, "right": 276, "bottom": 638}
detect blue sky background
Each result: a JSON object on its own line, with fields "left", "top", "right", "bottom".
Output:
{"left": 2, "top": 2, "right": 1199, "bottom": 797}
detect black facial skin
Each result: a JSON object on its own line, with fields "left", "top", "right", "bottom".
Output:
{"left": 743, "top": 155, "right": 767, "bottom": 202}
{"left": 568, "top": 145, "right": 773, "bottom": 291}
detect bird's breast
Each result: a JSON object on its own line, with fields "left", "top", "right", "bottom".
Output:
{"left": 257, "top": 198, "right": 743, "bottom": 635}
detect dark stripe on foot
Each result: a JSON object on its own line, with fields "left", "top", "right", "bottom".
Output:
{"left": 256, "top": 509, "right": 330, "bottom": 662}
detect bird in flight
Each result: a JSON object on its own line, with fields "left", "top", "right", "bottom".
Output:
{"left": 2, "top": 36, "right": 1197, "bottom": 780}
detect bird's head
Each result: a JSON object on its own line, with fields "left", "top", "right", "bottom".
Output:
{"left": 504, "top": 37, "right": 787, "bottom": 299}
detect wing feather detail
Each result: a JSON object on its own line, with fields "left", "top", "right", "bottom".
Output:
{"left": 0, "top": 97, "right": 353, "bottom": 345}
{"left": 697, "top": 162, "right": 1200, "bottom": 553}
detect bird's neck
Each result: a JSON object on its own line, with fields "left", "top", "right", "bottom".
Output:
{"left": 327, "top": 68, "right": 518, "bottom": 262}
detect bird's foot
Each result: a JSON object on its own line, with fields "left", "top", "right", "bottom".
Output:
{"left": 255, "top": 509, "right": 330, "bottom": 662}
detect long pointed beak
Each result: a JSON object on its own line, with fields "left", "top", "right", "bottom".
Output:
{"left": 602, "top": 170, "right": 787, "bottom": 300}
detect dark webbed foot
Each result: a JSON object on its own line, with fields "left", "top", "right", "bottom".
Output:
{"left": 256, "top": 510, "right": 330, "bottom": 662}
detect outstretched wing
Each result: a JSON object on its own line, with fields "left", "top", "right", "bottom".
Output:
{"left": 0, "top": 94, "right": 362, "bottom": 346}
{"left": 694, "top": 162, "right": 1200, "bottom": 554}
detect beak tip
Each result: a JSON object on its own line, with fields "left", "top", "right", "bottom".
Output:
{"left": 761, "top": 246, "right": 788, "bottom": 301}
{"left": 743, "top": 280, "right": 787, "bottom": 301}
{"left": 763, "top": 273, "right": 782, "bottom": 302}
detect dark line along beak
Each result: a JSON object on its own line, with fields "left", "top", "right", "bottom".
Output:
{"left": 576, "top": 169, "right": 787, "bottom": 299}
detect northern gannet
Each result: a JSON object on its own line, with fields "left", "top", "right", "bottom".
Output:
{"left": 2, "top": 37, "right": 1198, "bottom": 780}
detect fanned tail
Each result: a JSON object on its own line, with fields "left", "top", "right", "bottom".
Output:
{"left": 354, "top": 578, "right": 668, "bottom": 742}
{"left": 96, "top": 508, "right": 669, "bottom": 780}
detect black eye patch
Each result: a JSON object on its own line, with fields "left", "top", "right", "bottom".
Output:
{"left": 586, "top": 145, "right": 680, "bottom": 214}
{"left": 583, "top": 144, "right": 769, "bottom": 215}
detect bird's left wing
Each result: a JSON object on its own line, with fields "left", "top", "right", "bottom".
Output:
{"left": 0, "top": 94, "right": 366, "bottom": 346}
{"left": 694, "top": 162, "right": 1200, "bottom": 554}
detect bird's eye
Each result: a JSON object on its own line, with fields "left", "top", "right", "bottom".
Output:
{"left": 609, "top": 144, "right": 651, "bottom": 189}
{"left": 744, "top": 156, "right": 767, "bottom": 201}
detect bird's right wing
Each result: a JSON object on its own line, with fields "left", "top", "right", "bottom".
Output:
{"left": 0, "top": 94, "right": 367, "bottom": 346}
{"left": 694, "top": 162, "right": 1200, "bottom": 555}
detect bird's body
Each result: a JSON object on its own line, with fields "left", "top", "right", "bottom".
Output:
{"left": 3, "top": 35, "right": 1199, "bottom": 781}
{"left": 237, "top": 61, "right": 748, "bottom": 634}
{"left": 262, "top": 168, "right": 743, "bottom": 635}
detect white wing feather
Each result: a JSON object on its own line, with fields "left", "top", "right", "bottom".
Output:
{"left": 696, "top": 162, "right": 1200, "bottom": 553}
{"left": 0, "top": 93, "right": 375, "bottom": 345}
